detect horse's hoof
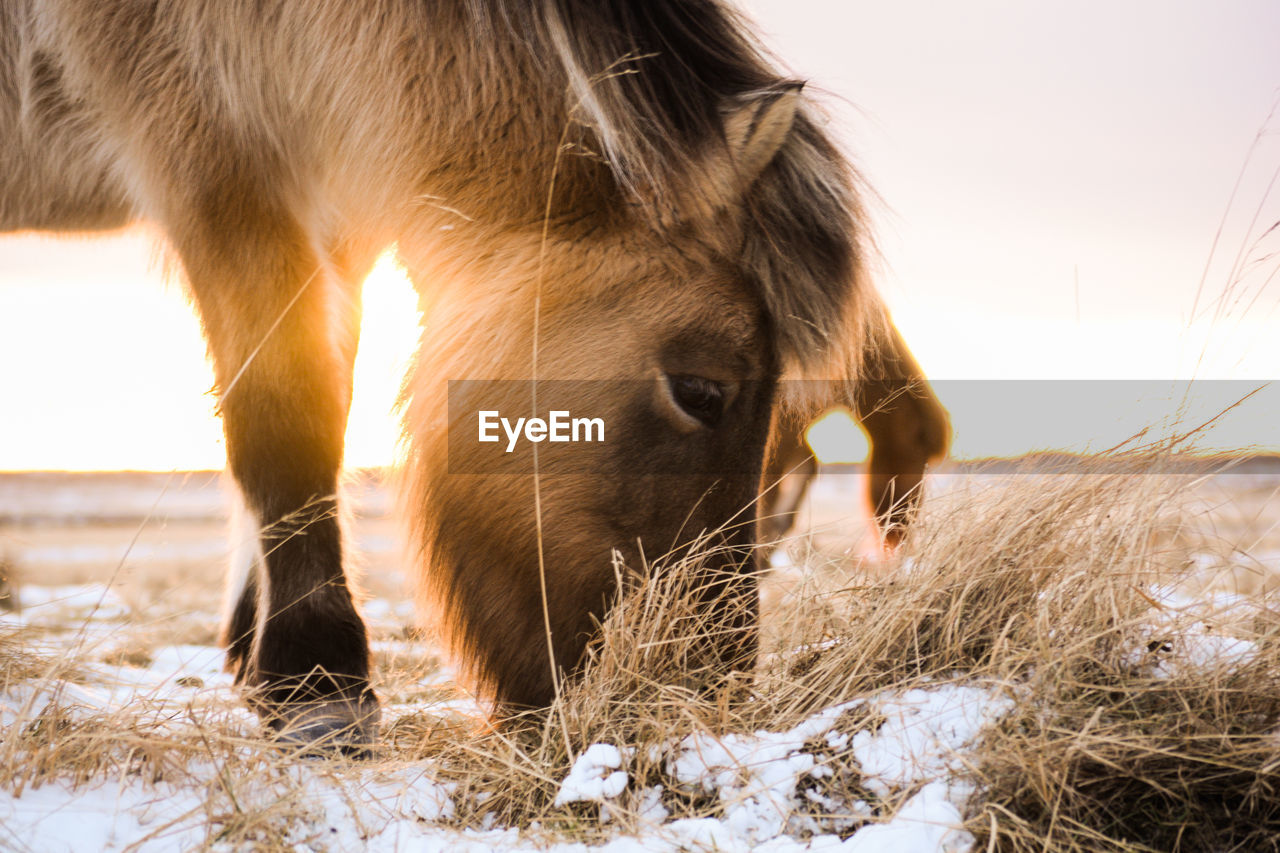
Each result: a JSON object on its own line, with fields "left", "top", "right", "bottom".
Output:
{"left": 265, "top": 696, "right": 381, "bottom": 758}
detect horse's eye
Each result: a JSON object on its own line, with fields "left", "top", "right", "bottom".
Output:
{"left": 667, "top": 374, "right": 725, "bottom": 428}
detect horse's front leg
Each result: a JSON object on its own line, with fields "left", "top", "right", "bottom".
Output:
{"left": 856, "top": 322, "right": 950, "bottom": 548}
{"left": 174, "top": 199, "right": 377, "bottom": 751}
{"left": 759, "top": 416, "right": 819, "bottom": 551}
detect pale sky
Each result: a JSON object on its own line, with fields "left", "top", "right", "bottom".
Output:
{"left": 1, "top": 1, "right": 1277, "bottom": 469}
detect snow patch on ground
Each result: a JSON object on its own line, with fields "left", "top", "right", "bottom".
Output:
{"left": 651, "top": 683, "right": 1009, "bottom": 851}
{"left": 555, "top": 743, "right": 631, "bottom": 806}
{"left": 2, "top": 583, "right": 130, "bottom": 624}
{"left": 1125, "top": 584, "right": 1263, "bottom": 677}
{"left": 667, "top": 700, "right": 860, "bottom": 842}
{"left": 0, "top": 778, "right": 208, "bottom": 852}
{"left": 851, "top": 685, "right": 1012, "bottom": 801}
{"left": 0, "top": 585, "right": 1013, "bottom": 852}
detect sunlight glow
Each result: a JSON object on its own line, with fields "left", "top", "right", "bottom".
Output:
{"left": 0, "top": 233, "right": 1275, "bottom": 471}
{"left": 2, "top": 2, "right": 1278, "bottom": 472}
{"left": 0, "top": 231, "right": 223, "bottom": 470}
{"left": 0, "top": 235, "right": 420, "bottom": 471}
{"left": 805, "top": 410, "right": 869, "bottom": 465}
{"left": 345, "top": 251, "right": 421, "bottom": 469}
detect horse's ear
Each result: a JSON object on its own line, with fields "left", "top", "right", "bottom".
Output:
{"left": 720, "top": 84, "right": 803, "bottom": 195}
{"left": 624, "top": 83, "right": 803, "bottom": 227}
{"left": 644, "top": 84, "right": 803, "bottom": 227}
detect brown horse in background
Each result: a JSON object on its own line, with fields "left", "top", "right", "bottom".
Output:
{"left": 2, "top": 0, "right": 941, "bottom": 749}
{"left": 762, "top": 322, "right": 950, "bottom": 551}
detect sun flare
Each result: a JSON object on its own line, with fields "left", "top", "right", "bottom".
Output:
{"left": 345, "top": 251, "right": 422, "bottom": 469}
{"left": 0, "top": 236, "right": 422, "bottom": 471}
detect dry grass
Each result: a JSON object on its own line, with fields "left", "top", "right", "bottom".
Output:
{"left": 972, "top": 660, "right": 1280, "bottom": 852}
{"left": 373, "top": 454, "right": 1280, "bottom": 849}
{"left": 1, "top": 454, "right": 1279, "bottom": 849}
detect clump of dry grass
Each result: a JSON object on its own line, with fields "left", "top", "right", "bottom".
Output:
{"left": 0, "top": 628, "right": 72, "bottom": 690}
{"left": 398, "top": 538, "right": 766, "bottom": 839}
{"left": 971, "top": 655, "right": 1280, "bottom": 852}
{"left": 944, "top": 464, "right": 1280, "bottom": 851}
{"left": 0, "top": 554, "right": 19, "bottom": 614}
{"left": 0, "top": 672, "right": 378, "bottom": 848}
{"left": 760, "top": 458, "right": 1184, "bottom": 719}
{"left": 399, "top": 454, "right": 1280, "bottom": 847}
{"left": 761, "top": 457, "right": 1279, "bottom": 851}
{"left": 778, "top": 457, "right": 1280, "bottom": 852}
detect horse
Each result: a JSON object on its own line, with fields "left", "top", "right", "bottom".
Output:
{"left": 1, "top": 0, "right": 939, "bottom": 749}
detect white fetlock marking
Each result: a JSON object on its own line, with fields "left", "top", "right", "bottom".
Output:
{"left": 222, "top": 490, "right": 264, "bottom": 631}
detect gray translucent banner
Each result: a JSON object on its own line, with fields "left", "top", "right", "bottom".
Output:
{"left": 444, "top": 379, "right": 1278, "bottom": 476}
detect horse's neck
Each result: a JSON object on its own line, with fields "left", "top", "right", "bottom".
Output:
{"left": 334, "top": 5, "right": 620, "bottom": 232}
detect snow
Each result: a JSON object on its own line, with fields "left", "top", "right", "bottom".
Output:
{"left": 16, "top": 541, "right": 229, "bottom": 566}
{"left": 146, "top": 644, "right": 230, "bottom": 686}
{"left": 0, "top": 778, "right": 208, "bottom": 852}
{"left": 555, "top": 744, "right": 630, "bottom": 806}
{"left": 0, "top": 576, "right": 1013, "bottom": 853}
{"left": 668, "top": 701, "right": 858, "bottom": 842}
{"left": 1137, "top": 623, "right": 1259, "bottom": 678}
{"left": 0, "top": 574, "right": 1224, "bottom": 853}
{"left": 0, "top": 471, "right": 393, "bottom": 526}
{"left": 841, "top": 784, "right": 971, "bottom": 853}
{"left": 1125, "top": 584, "right": 1264, "bottom": 677}
{"left": 849, "top": 685, "right": 1013, "bottom": 800}
{"left": 362, "top": 598, "right": 418, "bottom": 626}
{"left": 0, "top": 680, "right": 111, "bottom": 728}
{"left": 2, "top": 583, "right": 130, "bottom": 624}
{"left": 657, "top": 684, "right": 1011, "bottom": 850}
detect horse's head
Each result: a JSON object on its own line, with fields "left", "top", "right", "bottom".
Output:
{"left": 403, "top": 87, "right": 871, "bottom": 709}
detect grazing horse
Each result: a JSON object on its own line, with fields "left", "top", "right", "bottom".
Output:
{"left": 1, "top": 0, "right": 936, "bottom": 748}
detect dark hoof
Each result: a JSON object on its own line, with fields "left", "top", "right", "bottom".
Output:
{"left": 264, "top": 696, "right": 381, "bottom": 758}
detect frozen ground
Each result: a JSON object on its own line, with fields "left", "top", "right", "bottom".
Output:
{"left": 0, "top": 574, "right": 1013, "bottom": 852}
{"left": 0, "top": 468, "right": 1277, "bottom": 851}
